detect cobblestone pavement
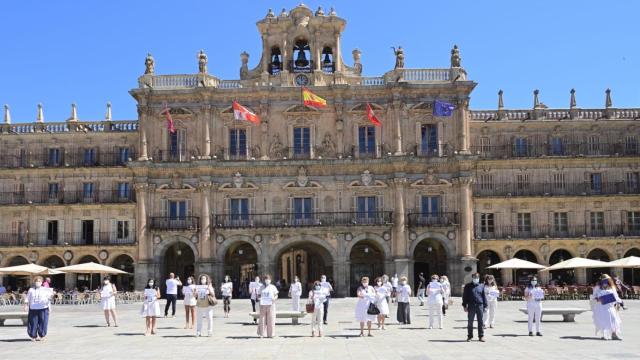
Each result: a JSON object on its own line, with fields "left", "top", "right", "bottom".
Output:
{"left": 1, "top": 298, "right": 638, "bottom": 360}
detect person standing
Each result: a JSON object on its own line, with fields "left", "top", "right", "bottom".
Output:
{"left": 426, "top": 274, "right": 444, "bottom": 329}
{"left": 288, "top": 276, "right": 302, "bottom": 312}
{"left": 396, "top": 276, "right": 411, "bottom": 324}
{"left": 374, "top": 277, "right": 390, "bottom": 329}
{"left": 593, "top": 274, "right": 623, "bottom": 340}
{"left": 382, "top": 275, "right": 392, "bottom": 309}
{"left": 524, "top": 276, "right": 544, "bottom": 336}
{"left": 483, "top": 275, "right": 499, "bottom": 329}
{"left": 182, "top": 276, "right": 196, "bottom": 329}
{"left": 164, "top": 273, "right": 182, "bottom": 318}
{"left": 308, "top": 280, "right": 327, "bottom": 337}
{"left": 100, "top": 277, "right": 118, "bottom": 327}
{"left": 194, "top": 274, "right": 216, "bottom": 337}
{"left": 141, "top": 279, "right": 161, "bottom": 336}
{"left": 440, "top": 275, "right": 451, "bottom": 316}
{"left": 390, "top": 274, "right": 399, "bottom": 303}
{"left": 25, "top": 276, "right": 53, "bottom": 341}
{"left": 417, "top": 273, "right": 426, "bottom": 306}
{"left": 355, "top": 276, "right": 376, "bottom": 337}
{"left": 320, "top": 275, "right": 333, "bottom": 325}
{"left": 43, "top": 277, "right": 51, "bottom": 289}
{"left": 249, "top": 276, "right": 261, "bottom": 324}
{"left": 221, "top": 275, "right": 233, "bottom": 318}
{"left": 257, "top": 274, "right": 278, "bottom": 338}
{"left": 462, "top": 272, "right": 488, "bottom": 342}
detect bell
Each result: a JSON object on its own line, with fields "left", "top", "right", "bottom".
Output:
{"left": 323, "top": 53, "right": 331, "bottom": 65}
{"left": 272, "top": 54, "right": 281, "bottom": 67}
{"left": 295, "top": 50, "right": 309, "bottom": 67}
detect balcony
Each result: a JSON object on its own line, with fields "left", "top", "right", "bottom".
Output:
{"left": 213, "top": 211, "right": 393, "bottom": 229}
{"left": 0, "top": 190, "right": 135, "bottom": 206}
{"left": 153, "top": 149, "right": 198, "bottom": 162}
{"left": 0, "top": 232, "right": 135, "bottom": 247}
{"left": 407, "top": 212, "right": 459, "bottom": 227}
{"left": 473, "top": 182, "right": 640, "bottom": 197}
{"left": 150, "top": 216, "right": 200, "bottom": 231}
{"left": 471, "top": 143, "right": 639, "bottom": 159}
{"left": 0, "top": 147, "right": 137, "bottom": 169}
{"left": 474, "top": 224, "right": 640, "bottom": 240}
{"left": 412, "top": 144, "right": 451, "bottom": 157}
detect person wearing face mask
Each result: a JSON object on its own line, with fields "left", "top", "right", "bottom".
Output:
{"left": 25, "top": 276, "right": 53, "bottom": 341}
{"left": 182, "top": 276, "right": 197, "bottom": 329}
{"left": 249, "top": 276, "right": 261, "bottom": 324}
{"left": 462, "top": 272, "right": 488, "bottom": 342}
{"left": 355, "top": 276, "right": 376, "bottom": 337}
{"left": 374, "top": 277, "right": 390, "bottom": 329}
{"left": 288, "top": 276, "right": 302, "bottom": 312}
{"left": 440, "top": 275, "right": 451, "bottom": 316}
{"left": 141, "top": 278, "right": 161, "bottom": 336}
{"left": 194, "top": 274, "right": 216, "bottom": 337}
{"left": 592, "top": 274, "right": 622, "bottom": 340}
{"left": 417, "top": 272, "right": 426, "bottom": 306}
{"left": 396, "top": 276, "right": 411, "bottom": 324}
{"left": 308, "top": 280, "right": 327, "bottom": 337}
{"left": 483, "top": 275, "right": 499, "bottom": 329}
{"left": 221, "top": 275, "right": 233, "bottom": 318}
{"left": 426, "top": 274, "right": 444, "bottom": 329}
{"left": 382, "top": 275, "right": 392, "bottom": 310}
{"left": 391, "top": 273, "right": 399, "bottom": 303}
{"left": 319, "top": 274, "right": 333, "bottom": 325}
{"left": 524, "top": 276, "right": 544, "bottom": 337}
{"left": 257, "top": 274, "right": 278, "bottom": 338}
{"left": 164, "top": 273, "right": 182, "bottom": 318}
{"left": 99, "top": 276, "right": 118, "bottom": 327}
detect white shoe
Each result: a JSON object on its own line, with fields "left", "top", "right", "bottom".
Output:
{"left": 196, "top": 332, "right": 201, "bottom": 337}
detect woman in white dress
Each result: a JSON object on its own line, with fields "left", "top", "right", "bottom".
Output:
{"left": 221, "top": 275, "right": 233, "bottom": 318}
{"left": 182, "top": 276, "right": 196, "bottom": 329}
{"left": 308, "top": 280, "right": 327, "bottom": 337}
{"left": 440, "top": 275, "right": 451, "bottom": 316}
{"left": 141, "top": 279, "right": 161, "bottom": 336}
{"left": 483, "top": 274, "right": 499, "bottom": 328}
{"left": 524, "top": 276, "right": 544, "bottom": 336}
{"left": 592, "top": 274, "right": 623, "bottom": 340}
{"left": 194, "top": 274, "right": 216, "bottom": 337}
{"left": 355, "top": 276, "right": 376, "bottom": 337}
{"left": 100, "top": 277, "right": 118, "bottom": 327}
{"left": 426, "top": 275, "right": 444, "bottom": 329}
{"left": 288, "top": 276, "right": 302, "bottom": 312}
{"left": 374, "top": 277, "right": 390, "bottom": 329}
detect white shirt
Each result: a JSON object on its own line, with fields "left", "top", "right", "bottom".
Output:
{"left": 309, "top": 288, "right": 327, "bottom": 307}
{"left": 391, "top": 277, "right": 399, "bottom": 288}
{"left": 182, "top": 284, "right": 196, "bottom": 300}
{"left": 426, "top": 281, "right": 444, "bottom": 304}
{"left": 525, "top": 287, "right": 544, "bottom": 302}
{"left": 100, "top": 283, "right": 115, "bottom": 298}
{"left": 249, "top": 281, "right": 261, "bottom": 300}
{"left": 221, "top": 282, "right": 233, "bottom": 297}
{"left": 397, "top": 284, "right": 411, "bottom": 303}
{"left": 289, "top": 281, "right": 302, "bottom": 297}
{"left": 320, "top": 280, "right": 333, "bottom": 297}
{"left": 484, "top": 284, "right": 499, "bottom": 302}
{"left": 27, "top": 287, "right": 53, "bottom": 310}
{"left": 375, "top": 286, "right": 389, "bottom": 302}
{"left": 259, "top": 284, "right": 278, "bottom": 306}
{"left": 165, "top": 278, "right": 180, "bottom": 295}
{"left": 144, "top": 288, "right": 158, "bottom": 303}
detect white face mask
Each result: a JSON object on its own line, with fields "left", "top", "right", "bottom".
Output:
{"left": 321, "top": 277, "right": 326, "bottom": 282}
{"left": 104, "top": 281, "right": 109, "bottom": 285}
{"left": 264, "top": 280, "right": 271, "bottom": 285}
{"left": 187, "top": 279, "right": 193, "bottom": 285}
{"left": 377, "top": 282, "right": 382, "bottom": 286}
{"left": 200, "top": 278, "right": 207, "bottom": 285}
{"left": 255, "top": 278, "right": 260, "bottom": 283}
{"left": 35, "top": 281, "right": 42, "bottom": 288}
{"left": 400, "top": 281, "right": 406, "bottom": 285}
{"left": 362, "top": 282, "right": 368, "bottom": 287}
{"left": 148, "top": 281, "right": 154, "bottom": 287}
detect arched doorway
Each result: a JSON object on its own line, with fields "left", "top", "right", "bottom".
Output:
{"left": 224, "top": 242, "right": 258, "bottom": 298}
{"left": 163, "top": 242, "right": 195, "bottom": 295}
{"left": 587, "top": 249, "right": 610, "bottom": 284}
{"left": 413, "top": 239, "right": 448, "bottom": 290}
{"left": 111, "top": 255, "right": 135, "bottom": 292}
{"left": 349, "top": 240, "right": 385, "bottom": 296}
{"left": 623, "top": 248, "right": 640, "bottom": 286}
{"left": 477, "top": 250, "right": 502, "bottom": 285}
{"left": 41, "top": 255, "right": 65, "bottom": 290}
{"left": 276, "top": 242, "right": 333, "bottom": 296}
{"left": 76, "top": 255, "right": 100, "bottom": 290}
{"left": 514, "top": 250, "right": 538, "bottom": 285}
{"left": 549, "top": 249, "right": 575, "bottom": 285}
{"left": 5, "top": 256, "right": 29, "bottom": 291}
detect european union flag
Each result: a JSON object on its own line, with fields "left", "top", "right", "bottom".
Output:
{"left": 434, "top": 100, "right": 455, "bottom": 117}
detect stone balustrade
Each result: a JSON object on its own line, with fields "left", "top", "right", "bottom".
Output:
{"left": 471, "top": 108, "right": 640, "bottom": 121}
{"left": 0, "top": 120, "right": 138, "bottom": 135}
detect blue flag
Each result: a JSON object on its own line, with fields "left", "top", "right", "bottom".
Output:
{"left": 434, "top": 100, "right": 455, "bottom": 117}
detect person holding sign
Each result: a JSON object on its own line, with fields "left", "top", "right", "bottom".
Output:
{"left": 194, "top": 274, "right": 216, "bottom": 337}
{"left": 257, "top": 274, "right": 278, "bottom": 338}
{"left": 249, "top": 276, "right": 261, "bottom": 324}
{"left": 355, "top": 276, "right": 376, "bottom": 337}
{"left": 483, "top": 275, "right": 499, "bottom": 329}
{"left": 182, "top": 276, "right": 197, "bottom": 329}
{"left": 524, "top": 276, "right": 544, "bottom": 336}
{"left": 592, "top": 274, "right": 623, "bottom": 340}
{"left": 25, "top": 276, "right": 53, "bottom": 341}
{"left": 307, "top": 280, "right": 327, "bottom": 337}
{"left": 100, "top": 277, "right": 118, "bottom": 327}
{"left": 141, "top": 279, "right": 161, "bottom": 336}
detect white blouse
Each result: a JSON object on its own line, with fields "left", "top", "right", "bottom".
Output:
{"left": 27, "top": 287, "right": 53, "bottom": 310}
{"left": 290, "top": 282, "right": 302, "bottom": 297}
{"left": 259, "top": 284, "right": 278, "bottom": 306}
{"left": 221, "top": 282, "right": 233, "bottom": 297}
{"left": 397, "top": 284, "right": 412, "bottom": 303}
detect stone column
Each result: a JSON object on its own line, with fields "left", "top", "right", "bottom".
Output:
{"left": 134, "top": 183, "right": 150, "bottom": 289}
{"left": 576, "top": 269, "right": 587, "bottom": 284}
{"left": 393, "top": 100, "right": 404, "bottom": 155}
{"left": 456, "top": 98, "right": 471, "bottom": 154}
{"left": 335, "top": 102, "right": 344, "bottom": 158}
{"left": 392, "top": 178, "right": 407, "bottom": 257}
{"left": 199, "top": 181, "right": 212, "bottom": 260}
{"left": 202, "top": 106, "right": 211, "bottom": 159}
{"left": 334, "top": 31, "right": 342, "bottom": 72}
{"left": 456, "top": 176, "right": 474, "bottom": 258}
{"left": 137, "top": 106, "right": 149, "bottom": 161}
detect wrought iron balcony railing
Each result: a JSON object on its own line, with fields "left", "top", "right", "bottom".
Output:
{"left": 0, "top": 190, "right": 135, "bottom": 206}
{"left": 471, "top": 143, "right": 640, "bottom": 159}
{"left": 474, "top": 224, "right": 640, "bottom": 240}
{"left": 149, "top": 216, "right": 200, "bottom": 231}
{"left": 473, "top": 182, "right": 640, "bottom": 197}
{"left": 407, "top": 212, "right": 459, "bottom": 227}
{"left": 213, "top": 211, "right": 393, "bottom": 229}
{"left": 0, "top": 232, "right": 135, "bottom": 247}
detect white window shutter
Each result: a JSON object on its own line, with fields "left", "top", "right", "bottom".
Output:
{"left": 186, "top": 199, "right": 192, "bottom": 216}
{"left": 59, "top": 220, "right": 65, "bottom": 242}
{"left": 161, "top": 127, "right": 168, "bottom": 154}
{"left": 129, "top": 219, "right": 135, "bottom": 241}
{"left": 94, "top": 219, "right": 100, "bottom": 244}
{"left": 160, "top": 198, "right": 168, "bottom": 217}
{"left": 377, "top": 194, "right": 384, "bottom": 212}
{"left": 73, "top": 219, "right": 81, "bottom": 242}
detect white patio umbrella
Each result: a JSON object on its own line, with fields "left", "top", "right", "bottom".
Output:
{"left": 608, "top": 256, "right": 640, "bottom": 285}
{"left": 56, "top": 262, "right": 128, "bottom": 290}
{"left": 486, "top": 258, "right": 546, "bottom": 270}
{"left": 0, "top": 263, "right": 64, "bottom": 276}
{"left": 541, "top": 257, "right": 611, "bottom": 272}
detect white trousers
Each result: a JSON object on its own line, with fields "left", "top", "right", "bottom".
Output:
{"left": 196, "top": 306, "right": 214, "bottom": 335}
{"left": 484, "top": 300, "right": 497, "bottom": 327}
{"left": 527, "top": 301, "right": 542, "bottom": 333}
{"left": 428, "top": 302, "right": 443, "bottom": 328}
{"left": 292, "top": 295, "right": 301, "bottom": 311}
{"left": 311, "top": 306, "right": 324, "bottom": 333}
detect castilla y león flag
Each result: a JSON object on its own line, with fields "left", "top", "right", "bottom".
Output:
{"left": 161, "top": 102, "right": 176, "bottom": 133}
{"left": 366, "top": 103, "right": 381, "bottom": 127}
{"left": 302, "top": 87, "right": 327, "bottom": 108}
{"left": 233, "top": 101, "right": 260, "bottom": 124}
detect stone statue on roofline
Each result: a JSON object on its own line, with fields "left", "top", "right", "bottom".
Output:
{"left": 392, "top": 46, "right": 404, "bottom": 69}
{"left": 144, "top": 53, "right": 155, "bottom": 74}
{"left": 198, "top": 50, "right": 208, "bottom": 74}
{"left": 451, "top": 45, "right": 461, "bottom": 68}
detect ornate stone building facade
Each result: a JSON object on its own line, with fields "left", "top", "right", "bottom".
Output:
{"left": 1, "top": 5, "right": 639, "bottom": 295}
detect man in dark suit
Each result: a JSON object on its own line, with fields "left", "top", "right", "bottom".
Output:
{"left": 462, "top": 272, "right": 488, "bottom": 342}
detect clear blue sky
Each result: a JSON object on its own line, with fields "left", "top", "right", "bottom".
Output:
{"left": 1, "top": 0, "right": 639, "bottom": 122}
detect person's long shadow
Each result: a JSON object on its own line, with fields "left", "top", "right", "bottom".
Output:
{"left": 398, "top": 327, "right": 428, "bottom": 330}
{"left": 161, "top": 335, "right": 194, "bottom": 338}
{"left": 0, "top": 338, "right": 33, "bottom": 342}
{"left": 279, "top": 335, "right": 307, "bottom": 338}
{"left": 492, "top": 334, "right": 531, "bottom": 337}
{"left": 560, "top": 336, "right": 604, "bottom": 341}
{"left": 114, "top": 332, "right": 144, "bottom": 336}
{"left": 429, "top": 340, "right": 470, "bottom": 343}
{"left": 72, "top": 325, "right": 101, "bottom": 328}
{"left": 226, "top": 335, "right": 261, "bottom": 339}
{"left": 329, "top": 334, "right": 360, "bottom": 339}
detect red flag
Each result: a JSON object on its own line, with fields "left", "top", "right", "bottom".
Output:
{"left": 366, "top": 103, "right": 381, "bottom": 127}
{"left": 162, "top": 102, "right": 176, "bottom": 133}
{"left": 233, "top": 101, "right": 260, "bottom": 124}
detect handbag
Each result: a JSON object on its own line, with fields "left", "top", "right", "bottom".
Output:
{"left": 367, "top": 302, "right": 380, "bottom": 315}
{"left": 207, "top": 293, "right": 218, "bottom": 306}
{"left": 306, "top": 302, "right": 315, "bottom": 313}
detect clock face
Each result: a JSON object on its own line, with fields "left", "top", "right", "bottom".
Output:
{"left": 295, "top": 74, "right": 309, "bottom": 86}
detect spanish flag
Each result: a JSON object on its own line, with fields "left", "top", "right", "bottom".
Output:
{"left": 302, "top": 87, "right": 327, "bottom": 108}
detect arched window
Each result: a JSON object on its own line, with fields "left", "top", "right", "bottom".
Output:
{"left": 292, "top": 39, "right": 311, "bottom": 73}
{"left": 321, "top": 47, "right": 334, "bottom": 73}
{"left": 269, "top": 47, "right": 282, "bottom": 75}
